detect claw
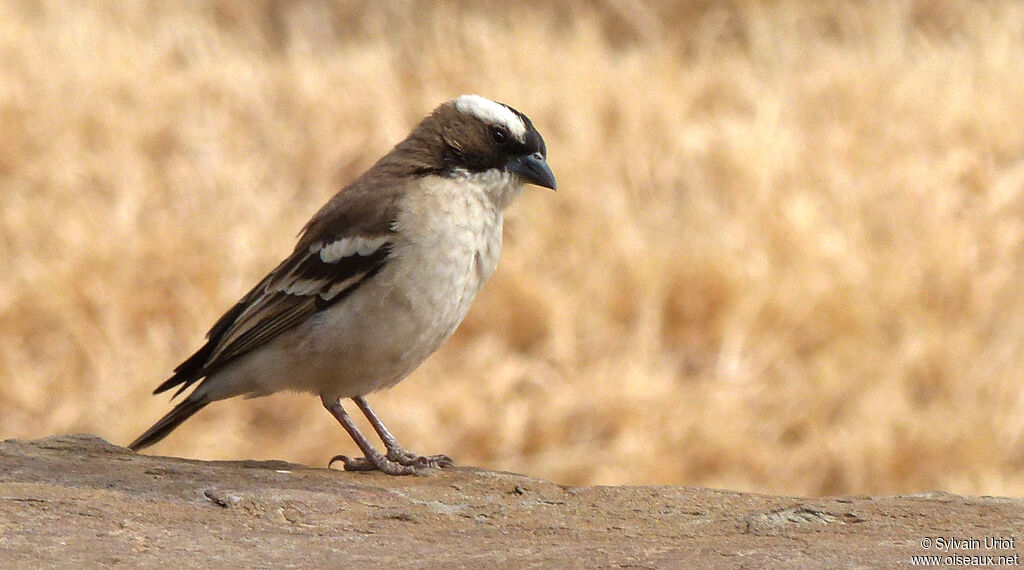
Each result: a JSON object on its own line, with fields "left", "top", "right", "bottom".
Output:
{"left": 385, "top": 448, "right": 454, "bottom": 469}
{"left": 329, "top": 454, "right": 374, "bottom": 471}
{"left": 328, "top": 451, "right": 453, "bottom": 475}
{"left": 328, "top": 453, "right": 418, "bottom": 475}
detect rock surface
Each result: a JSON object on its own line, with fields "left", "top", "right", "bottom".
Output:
{"left": 1, "top": 435, "right": 1020, "bottom": 568}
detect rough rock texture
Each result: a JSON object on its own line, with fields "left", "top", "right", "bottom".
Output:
{"left": 1, "top": 435, "right": 1020, "bottom": 568}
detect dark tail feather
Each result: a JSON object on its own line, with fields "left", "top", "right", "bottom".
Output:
{"left": 128, "top": 396, "right": 210, "bottom": 451}
{"left": 152, "top": 294, "right": 253, "bottom": 397}
{"left": 152, "top": 341, "right": 215, "bottom": 398}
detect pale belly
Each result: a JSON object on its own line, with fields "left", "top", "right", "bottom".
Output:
{"left": 304, "top": 239, "right": 496, "bottom": 398}
{"left": 198, "top": 175, "right": 514, "bottom": 403}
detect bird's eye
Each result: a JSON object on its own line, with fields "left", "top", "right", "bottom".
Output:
{"left": 490, "top": 126, "right": 508, "bottom": 145}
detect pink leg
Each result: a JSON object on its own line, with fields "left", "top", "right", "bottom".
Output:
{"left": 321, "top": 396, "right": 417, "bottom": 475}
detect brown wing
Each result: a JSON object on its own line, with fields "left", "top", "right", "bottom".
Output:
{"left": 153, "top": 173, "right": 410, "bottom": 399}
{"left": 155, "top": 235, "right": 392, "bottom": 398}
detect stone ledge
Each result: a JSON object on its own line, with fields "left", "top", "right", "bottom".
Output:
{"left": 1, "top": 434, "right": 1020, "bottom": 568}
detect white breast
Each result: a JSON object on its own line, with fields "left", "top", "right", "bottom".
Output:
{"left": 314, "top": 173, "right": 521, "bottom": 396}
{"left": 204, "top": 173, "right": 523, "bottom": 402}
{"left": 384, "top": 175, "right": 511, "bottom": 360}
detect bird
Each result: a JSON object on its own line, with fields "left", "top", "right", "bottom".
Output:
{"left": 128, "top": 95, "right": 556, "bottom": 475}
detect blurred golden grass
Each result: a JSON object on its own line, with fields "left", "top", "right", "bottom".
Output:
{"left": 3, "top": 0, "right": 1024, "bottom": 495}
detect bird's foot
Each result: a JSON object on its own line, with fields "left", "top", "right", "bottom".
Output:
{"left": 386, "top": 448, "right": 454, "bottom": 469}
{"left": 328, "top": 452, "right": 418, "bottom": 475}
{"left": 328, "top": 449, "right": 453, "bottom": 475}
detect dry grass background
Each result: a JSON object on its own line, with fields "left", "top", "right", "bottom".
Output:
{"left": 3, "top": 0, "right": 1024, "bottom": 497}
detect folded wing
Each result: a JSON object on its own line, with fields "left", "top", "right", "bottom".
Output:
{"left": 155, "top": 234, "right": 393, "bottom": 398}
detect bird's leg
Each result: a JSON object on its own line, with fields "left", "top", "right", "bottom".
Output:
{"left": 321, "top": 396, "right": 417, "bottom": 475}
{"left": 352, "top": 396, "right": 454, "bottom": 469}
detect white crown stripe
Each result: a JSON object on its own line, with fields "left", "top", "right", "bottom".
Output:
{"left": 319, "top": 236, "right": 390, "bottom": 263}
{"left": 455, "top": 95, "right": 527, "bottom": 141}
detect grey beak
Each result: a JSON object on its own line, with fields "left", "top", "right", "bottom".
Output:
{"left": 508, "top": 152, "right": 557, "bottom": 190}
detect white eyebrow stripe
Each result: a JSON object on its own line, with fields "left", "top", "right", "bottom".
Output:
{"left": 455, "top": 94, "right": 527, "bottom": 141}
{"left": 318, "top": 236, "right": 390, "bottom": 263}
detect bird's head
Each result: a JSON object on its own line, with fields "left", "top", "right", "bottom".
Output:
{"left": 388, "top": 95, "right": 556, "bottom": 197}
{"left": 441, "top": 95, "right": 556, "bottom": 191}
